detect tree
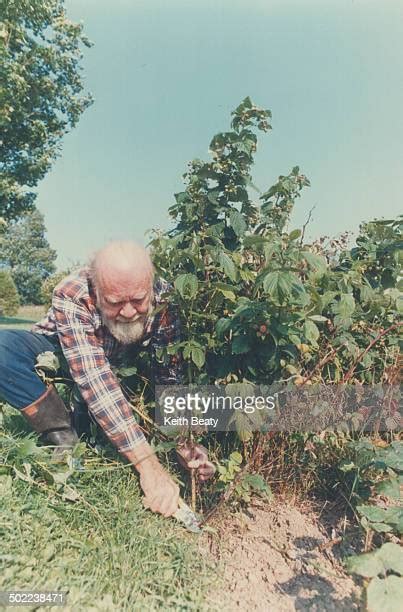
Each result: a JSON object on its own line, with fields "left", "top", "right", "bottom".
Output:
{"left": 0, "top": 209, "right": 57, "bottom": 303}
{"left": 0, "top": 0, "right": 93, "bottom": 221}
{"left": 41, "top": 267, "right": 71, "bottom": 307}
{"left": 0, "top": 270, "right": 20, "bottom": 316}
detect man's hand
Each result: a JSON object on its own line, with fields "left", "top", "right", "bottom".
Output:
{"left": 122, "top": 442, "right": 179, "bottom": 517}
{"left": 140, "top": 463, "right": 180, "bottom": 517}
{"left": 176, "top": 441, "right": 216, "bottom": 482}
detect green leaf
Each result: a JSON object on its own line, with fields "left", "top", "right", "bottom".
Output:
{"left": 174, "top": 273, "right": 198, "bottom": 299}
{"left": 339, "top": 460, "right": 356, "bottom": 472}
{"left": 332, "top": 294, "right": 355, "bottom": 318}
{"left": 385, "top": 507, "right": 403, "bottom": 534}
{"left": 360, "top": 284, "right": 375, "bottom": 304}
{"left": 375, "top": 477, "right": 400, "bottom": 500}
{"left": 244, "top": 473, "right": 271, "bottom": 494}
{"left": 230, "top": 451, "right": 243, "bottom": 465}
{"left": 232, "top": 335, "right": 251, "bottom": 354}
{"left": 214, "top": 282, "right": 237, "bottom": 301}
{"left": 357, "top": 505, "right": 389, "bottom": 523}
{"left": 239, "top": 268, "right": 256, "bottom": 283}
{"left": 229, "top": 209, "right": 247, "bottom": 237}
{"left": 345, "top": 551, "right": 384, "bottom": 578}
{"left": 216, "top": 317, "right": 232, "bottom": 339}
{"left": 237, "top": 429, "right": 253, "bottom": 442}
{"left": 321, "top": 291, "right": 338, "bottom": 309}
{"left": 117, "top": 366, "right": 138, "bottom": 378}
{"left": 332, "top": 294, "right": 356, "bottom": 329}
{"left": 219, "top": 252, "right": 237, "bottom": 282}
{"left": 191, "top": 346, "right": 205, "bottom": 369}
{"left": 377, "top": 542, "right": 403, "bottom": 575}
{"left": 367, "top": 576, "right": 403, "bottom": 612}
{"left": 243, "top": 235, "right": 269, "bottom": 247}
{"left": 370, "top": 522, "right": 393, "bottom": 533}
{"left": 207, "top": 190, "right": 220, "bottom": 205}
{"left": 174, "top": 191, "right": 189, "bottom": 205}
{"left": 262, "top": 270, "right": 306, "bottom": 303}
{"left": 357, "top": 505, "right": 403, "bottom": 534}
{"left": 289, "top": 334, "right": 301, "bottom": 346}
{"left": 264, "top": 243, "right": 278, "bottom": 264}
{"left": 302, "top": 251, "right": 327, "bottom": 276}
{"left": 303, "top": 320, "right": 320, "bottom": 345}
{"left": 183, "top": 343, "right": 191, "bottom": 360}
{"left": 166, "top": 343, "right": 181, "bottom": 355}
{"left": 288, "top": 229, "right": 301, "bottom": 241}
{"left": 219, "top": 288, "right": 236, "bottom": 300}
{"left": 377, "top": 444, "right": 403, "bottom": 471}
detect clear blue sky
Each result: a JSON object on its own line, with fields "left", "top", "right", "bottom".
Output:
{"left": 36, "top": 0, "right": 403, "bottom": 270}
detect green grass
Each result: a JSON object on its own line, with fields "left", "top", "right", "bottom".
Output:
{"left": 0, "top": 305, "right": 46, "bottom": 330}
{"left": 0, "top": 409, "right": 215, "bottom": 611}
{"left": 0, "top": 305, "right": 218, "bottom": 610}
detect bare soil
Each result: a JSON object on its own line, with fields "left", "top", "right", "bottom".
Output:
{"left": 201, "top": 499, "right": 363, "bottom": 611}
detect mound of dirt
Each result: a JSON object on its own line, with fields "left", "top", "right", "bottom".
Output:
{"left": 201, "top": 500, "right": 362, "bottom": 611}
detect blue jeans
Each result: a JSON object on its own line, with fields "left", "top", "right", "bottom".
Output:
{"left": 0, "top": 330, "right": 61, "bottom": 409}
{"left": 0, "top": 329, "right": 98, "bottom": 442}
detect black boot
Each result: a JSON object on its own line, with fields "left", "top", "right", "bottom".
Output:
{"left": 70, "top": 385, "right": 92, "bottom": 441}
{"left": 21, "top": 385, "right": 78, "bottom": 456}
{"left": 70, "top": 386, "right": 103, "bottom": 448}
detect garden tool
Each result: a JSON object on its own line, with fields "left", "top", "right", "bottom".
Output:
{"left": 174, "top": 498, "right": 201, "bottom": 534}
{"left": 20, "top": 385, "right": 78, "bottom": 457}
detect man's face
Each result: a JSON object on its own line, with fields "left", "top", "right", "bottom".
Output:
{"left": 96, "top": 274, "right": 154, "bottom": 344}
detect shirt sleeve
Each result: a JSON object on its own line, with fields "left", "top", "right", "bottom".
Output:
{"left": 150, "top": 302, "right": 184, "bottom": 386}
{"left": 53, "top": 294, "right": 146, "bottom": 453}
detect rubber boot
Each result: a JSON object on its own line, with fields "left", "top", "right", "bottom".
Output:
{"left": 20, "top": 385, "right": 78, "bottom": 457}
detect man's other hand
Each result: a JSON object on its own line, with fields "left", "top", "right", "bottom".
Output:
{"left": 176, "top": 441, "right": 216, "bottom": 482}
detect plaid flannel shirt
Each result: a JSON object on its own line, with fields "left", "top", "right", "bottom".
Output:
{"left": 32, "top": 268, "right": 183, "bottom": 453}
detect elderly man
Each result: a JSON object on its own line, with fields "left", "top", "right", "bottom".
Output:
{"left": 0, "top": 241, "right": 214, "bottom": 517}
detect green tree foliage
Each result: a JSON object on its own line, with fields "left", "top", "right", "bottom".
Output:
{"left": 0, "top": 269, "right": 20, "bottom": 315}
{"left": 41, "top": 267, "right": 70, "bottom": 307}
{"left": 0, "top": 0, "right": 93, "bottom": 221}
{"left": 0, "top": 209, "right": 57, "bottom": 303}
{"left": 149, "top": 98, "right": 401, "bottom": 392}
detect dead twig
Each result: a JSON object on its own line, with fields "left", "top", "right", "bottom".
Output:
{"left": 299, "top": 205, "right": 316, "bottom": 247}
{"left": 342, "top": 322, "right": 402, "bottom": 383}
{"left": 301, "top": 342, "right": 347, "bottom": 384}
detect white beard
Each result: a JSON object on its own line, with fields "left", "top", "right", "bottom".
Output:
{"left": 104, "top": 315, "right": 148, "bottom": 344}
{"left": 97, "top": 290, "right": 154, "bottom": 345}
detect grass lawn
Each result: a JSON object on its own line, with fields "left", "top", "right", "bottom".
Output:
{"left": 0, "top": 305, "right": 46, "bottom": 330}
{"left": 0, "top": 409, "right": 214, "bottom": 611}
